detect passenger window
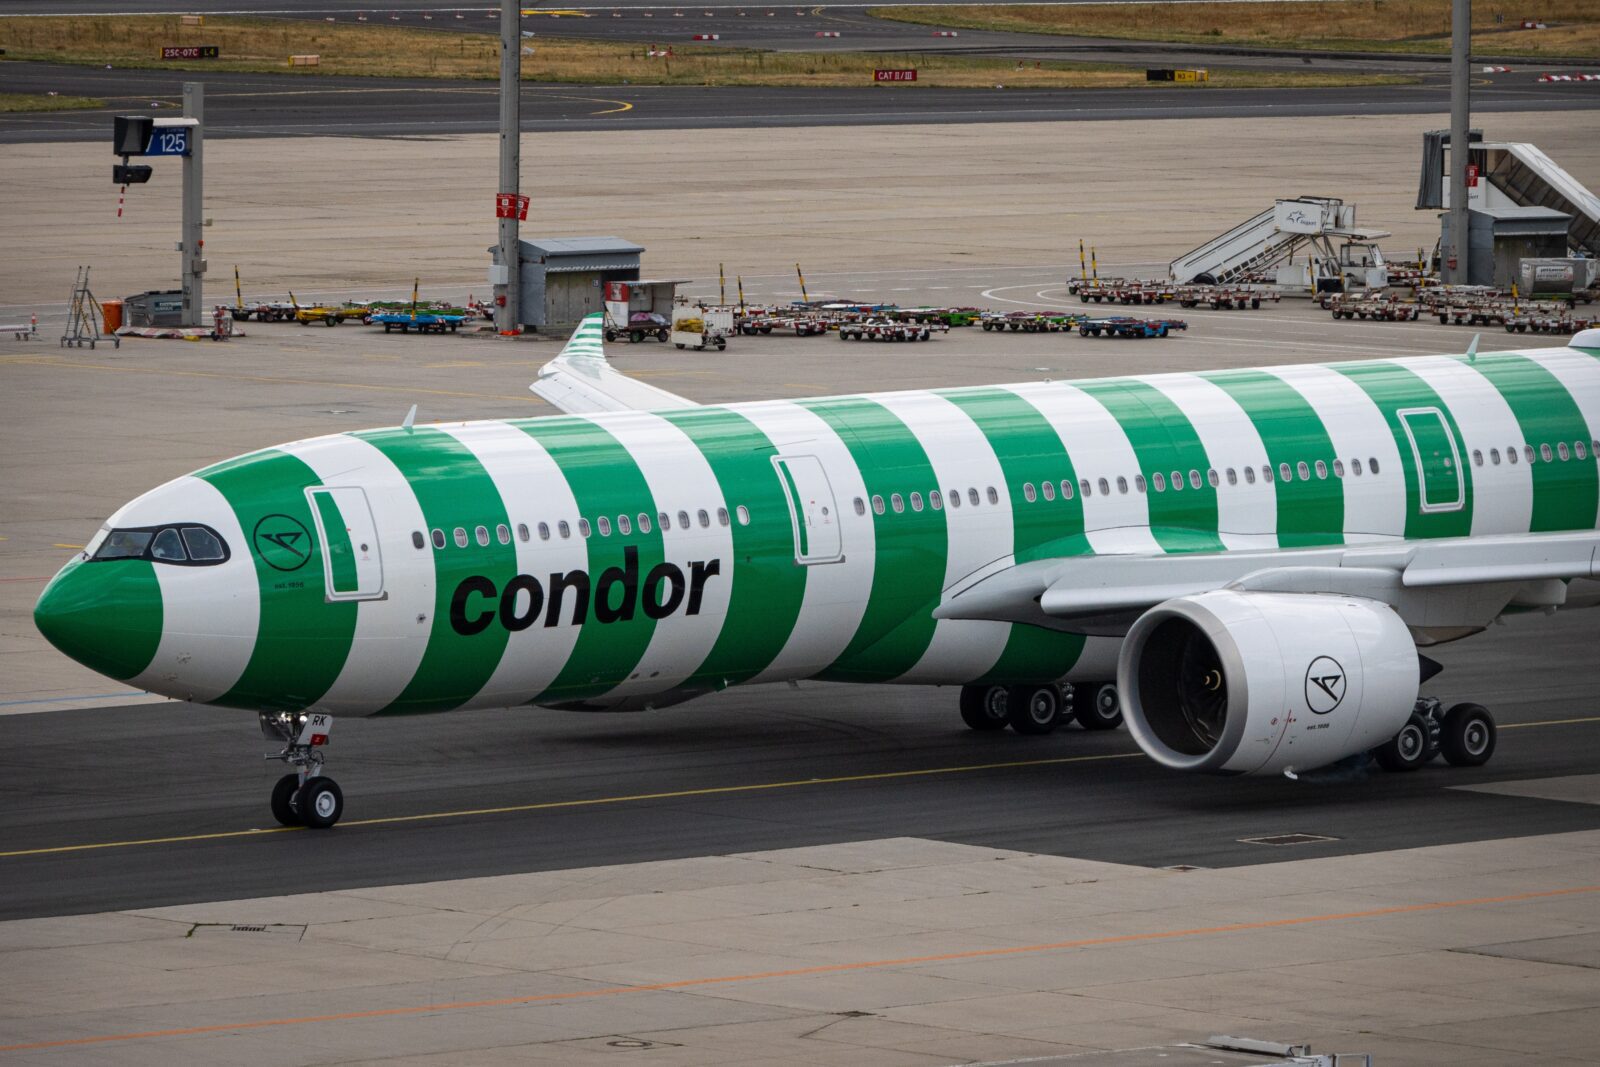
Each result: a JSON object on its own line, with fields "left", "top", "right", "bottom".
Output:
{"left": 1508, "top": 446, "right": 1520, "bottom": 465}
{"left": 151, "top": 527, "right": 187, "bottom": 561}
{"left": 931, "top": 490, "right": 945, "bottom": 509}
{"left": 909, "top": 493, "right": 924, "bottom": 512}
{"left": 1225, "top": 468, "right": 1237, "bottom": 486}
{"left": 618, "top": 514, "right": 632, "bottom": 535}
{"left": 678, "top": 510, "right": 691, "bottom": 529}
{"left": 872, "top": 495, "right": 886, "bottom": 515}
{"left": 1314, "top": 461, "right": 1327, "bottom": 480}
{"left": 1134, "top": 474, "right": 1146, "bottom": 493}
{"left": 1060, "top": 480, "right": 1074, "bottom": 500}
{"left": 578, "top": 519, "right": 591, "bottom": 538}
{"left": 736, "top": 505, "right": 751, "bottom": 525}
{"left": 1080, "top": 478, "right": 1092, "bottom": 498}
{"left": 1244, "top": 466, "right": 1257, "bottom": 484}
{"left": 1116, "top": 476, "right": 1128, "bottom": 494}
{"left": 559, "top": 520, "right": 571, "bottom": 538}
{"left": 519, "top": 523, "right": 531, "bottom": 542}
{"left": 1189, "top": 470, "right": 1202, "bottom": 490}
{"left": 891, "top": 493, "right": 905, "bottom": 513}
{"left": 1525, "top": 446, "right": 1536, "bottom": 464}
{"left": 454, "top": 528, "right": 468, "bottom": 548}
{"left": 538, "top": 522, "right": 550, "bottom": 541}
{"left": 1279, "top": 463, "right": 1293, "bottom": 483}
{"left": 432, "top": 528, "right": 446, "bottom": 549}
{"left": 659, "top": 512, "right": 671, "bottom": 530}
{"left": 1559, "top": 442, "right": 1570, "bottom": 461}
{"left": 182, "top": 527, "right": 226, "bottom": 560}
{"left": 597, "top": 516, "right": 611, "bottom": 537}
{"left": 717, "top": 507, "right": 730, "bottom": 526}
{"left": 1370, "top": 457, "right": 1381, "bottom": 474}
{"left": 697, "top": 509, "right": 710, "bottom": 528}
{"left": 1153, "top": 472, "right": 1166, "bottom": 492}
{"left": 854, "top": 497, "right": 866, "bottom": 516}
{"left": 968, "top": 488, "right": 980, "bottom": 506}
{"left": 1262, "top": 465, "right": 1274, "bottom": 483}
{"left": 1577, "top": 442, "right": 1588, "bottom": 460}
{"left": 475, "top": 525, "right": 490, "bottom": 547}
{"left": 1333, "top": 459, "right": 1345, "bottom": 478}
{"left": 1472, "top": 449, "right": 1483, "bottom": 467}
{"left": 947, "top": 489, "right": 960, "bottom": 509}
{"left": 1023, "top": 483, "right": 1037, "bottom": 503}
{"left": 1297, "top": 462, "right": 1310, "bottom": 481}
{"left": 1489, "top": 449, "right": 1501, "bottom": 465}
{"left": 1040, "top": 481, "right": 1055, "bottom": 501}
{"left": 639, "top": 513, "right": 653, "bottom": 534}
{"left": 412, "top": 530, "right": 426, "bottom": 550}
{"left": 1541, "top": 444, "right": 1553, "bottom": 463}
{"left": 1097, "top": 477, "right": 1110, "bottom": 496}
{"left": 987, "top": 486, "right": 999, "bottom": 504}
{"left": 1207, "top": 469, "right": 1219, "bottom": 488}
{"left": 1351, "top": 458, "right": 1362, "bottom": 476}
{"left": 1171, "top": 471, "right": 1184, "bottom": 492}
{"left": 496, "top": 524, "right": 510, "bottom": 545}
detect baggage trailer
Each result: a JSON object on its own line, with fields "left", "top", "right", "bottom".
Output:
{"left": 1176, "top": 285, "right": 1279, "bottom": 309}
{"left": 980, "top": 311, "right": 1086, "bottom": 333}
{"left": 372, "top": 311, "right": 467, "bottom": 333}
{"left": 671, "top": 307, "right": 732, "bottom": 350}
{"left": 1077, "top": 316, "right": 1188, "bottom": 338}
{"left": 1325, "top": 293, "right": 1421, "bottom": 321}
{"left": 838, "top": 318, "right": 943, "bottom": 342}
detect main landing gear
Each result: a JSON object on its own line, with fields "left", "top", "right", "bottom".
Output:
{"left": 958, "top": 681, "right": 1123, "bottom": 735}
{"left": 1373, "top": 697, "right": 1497, "bottom": 772}
{"left": 261, "top": 711, "right": 344, "bottom": 829}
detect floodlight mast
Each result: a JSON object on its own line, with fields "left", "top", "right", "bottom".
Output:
{"left": 1447, "top": 0, "right": 1471, "bottom": 284}
{"left": 182, "top": 82, "right": 205, "bottom": 325}
{"left": 495, "top": 0, "right": 521, "bottom": 333}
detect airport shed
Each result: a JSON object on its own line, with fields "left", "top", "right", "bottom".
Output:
{"left": 490, "top": 236, "right": 663, "bottom": 331}
{"left": 1441, "top": 206, "right": 1572, "bottom": 288}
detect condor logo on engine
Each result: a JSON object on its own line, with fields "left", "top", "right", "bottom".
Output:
{"left": 1304, "top": 656, "right": 1346, "bottom": 714}
{"left": 449, "top": 547, "right": 721, "bottom": 636}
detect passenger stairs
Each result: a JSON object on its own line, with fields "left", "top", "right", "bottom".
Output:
{"left": 1169, "top": 197, "right": 1373, "bottom": 285}
{"left": 1418, "top": 132, "right": 1600, "bottom": 257}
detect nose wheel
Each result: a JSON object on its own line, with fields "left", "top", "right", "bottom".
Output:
{"left": 261, "top": 712, "right": 345, "bottom": 829}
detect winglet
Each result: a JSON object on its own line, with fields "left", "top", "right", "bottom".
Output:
{"left": 530, "top": 313, "right": 699, "bottom": 415}
{"left": 402, "top": 403, "right": 418, "bottom": 433}
{"left": 1466, "top": 332, "right": 1480, "bottom": 363}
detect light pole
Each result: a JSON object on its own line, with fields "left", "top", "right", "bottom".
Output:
{"left": 1448, "top": 0, "right": 1471, "bottom": 284}
{"left": 495, "top": 0, "right": 521, "bottom": 333}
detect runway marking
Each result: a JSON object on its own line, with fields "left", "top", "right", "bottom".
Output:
{"left": 591, "top": 98, "right": 634, "bottom": 115}
{"left": 4, "top": 881, "right": 1597, "bottom": 1053}
{"left": 1, "top": 355, "right": 539, "bottom": 404}
{"left": 0, "top": 751, "right": 1144, "bottom": 858}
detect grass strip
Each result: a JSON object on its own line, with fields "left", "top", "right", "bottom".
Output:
{"left": 0, "top": 92, "right": 105, "bottom": 112}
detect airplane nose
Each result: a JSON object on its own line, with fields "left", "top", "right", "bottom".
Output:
{"left": 34, "top": 559, "right": 164, "bottom": 682}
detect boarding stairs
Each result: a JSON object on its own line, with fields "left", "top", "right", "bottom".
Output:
{"left": 1418, "top": 132, "right": 1600, "bottom": 257}
{"left": 1169, "top": 197, "right": 1379, "bottom": 285}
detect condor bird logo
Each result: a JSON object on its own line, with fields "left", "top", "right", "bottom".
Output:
{"left": 253, "top": 514, "right": 312, "bottom": 572}
{"left": 1304, "top": 656, "right": 1346, "bottom": 714}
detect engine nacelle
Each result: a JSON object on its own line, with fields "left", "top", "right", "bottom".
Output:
{"left": 1117, "top": 590, "right": 1419, "bottom": 776}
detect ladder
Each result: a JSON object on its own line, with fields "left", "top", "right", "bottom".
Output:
{"left": 60, "top": 266, "right": 118, "bottom": 349}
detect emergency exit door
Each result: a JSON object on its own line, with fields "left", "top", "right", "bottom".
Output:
{"left": 306, "top": 486, "right": 386, "bottom": 601}
{"left": 773, "top": 455, "right": 844, "bottom": 564}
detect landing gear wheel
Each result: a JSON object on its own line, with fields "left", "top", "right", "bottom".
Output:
{"left": 1007, "top": 684, "right": 1064, "bottom": 735}
{"left": 959, "top": 683, "right": 1010, "bottom": 731}
{"left": 297, "top": 777, "right": 343, "bottom": 829}
{"left": 1440, "top": 703, "right": 1496, "bottom": 767}
{"left": 1075, "top": 682, "right": 1123, "bottom": 730}
{"left": 1375, "top": 712, "right": 1431, "bottom": 772}
{"left": 270, "top": 773, "right": 301, "bottom": 827}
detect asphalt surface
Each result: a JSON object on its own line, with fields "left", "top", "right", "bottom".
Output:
{"left": 4, "top": 606, "right": 1598, "bottom": 921}
{"left": 5, "top": 59, "right": 1599, "bottom": 142}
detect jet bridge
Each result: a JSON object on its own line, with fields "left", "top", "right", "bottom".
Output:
{"left": 1168, "top": 197, "right": 1391, "bottom": 291}
{"left": 1418, "top": 131, "right": 1600, "bottom": 257}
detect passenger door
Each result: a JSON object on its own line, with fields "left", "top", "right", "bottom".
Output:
{"left": 1397, "top": 407, "right": 1465, "bottom": 514}
{"left": 772, "top": 455, "right": 844, "bottom": 565}
{"left": 305, "top": 486, "right": 386, "bottom": 601}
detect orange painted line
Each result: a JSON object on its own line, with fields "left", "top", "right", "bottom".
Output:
{"left": 0, "top": 576, "right": 51, "bottom": 583}
{"left": 2, "top": 882, "right": 1596, "bottom": 1053}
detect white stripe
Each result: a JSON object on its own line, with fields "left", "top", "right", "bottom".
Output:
{"left": 583, "top": 410, "right": 733, "bottom": 701}
{"left": 1404, "top": 356, "right": 1533, "bottom": 536}
{"left": 732, "top": 399, "right": 876, "bottom": 683}
{"left": 1139, "top": 374, "right": 1276, "bottom": 550}
{"left": 1265, "top": 364, "right": 1408, "bottom": 541}
{"left": 435, "top": 421, "right": 588, "bottom": 709}
{"left": 282, "top": 433, "right": 432, "bottom": 715}
{"left": 872, "top": 392, "right": 1010, "bottom": 684}
{"left": 126, "top": 476, "right": 258, "bottom": 703}
{"left": 1521, "top": 347, "right": 1600, "bottom": 529}
{"left": 1006, "top": 382, "right": 1162, "bottom": 554}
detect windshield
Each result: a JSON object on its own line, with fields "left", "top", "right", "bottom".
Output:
{"left": 90, "top": 524, "right": 230, "bottom": 566}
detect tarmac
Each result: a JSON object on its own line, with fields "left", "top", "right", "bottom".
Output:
{"left": 4, "top": 108, "right": 1600, "bottom": 1063}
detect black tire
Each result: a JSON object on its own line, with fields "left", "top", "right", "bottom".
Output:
{"left": 657, "top": 329, "right": 669, "bottom": 342}
{"left": 716, "top": 339, "right": 726, "bottom": 350}
{"left": 676, "top": 343, "right": 686, "bottom": 349}
{"left": 959, "top": 684, "right": 1010, "bottom": 731}
{"left": 297, "top": 777, "right": 343, "bottom": 829}
{"left": 270, "top": 773, "right": 301, "bottom": 827}
{"left": 1375, "top": 712, "right": 1431, "bottom": 772}
{"left": 325, "top": 316, "right": 338, "bottom": 326}
{"left": 1440, "top": 703, "right": 1496, "bottom": 767}
{"left": 1075, "top": 682, "right": 1123, "bottom": 730}
{"left": 629, "top": 330, "right": 644, "bottom": 344}
{"left": 1007, "top": 684, "right": 1064, "bottom": 735}
{"left": 604, "top": 329, "right": 617, "bottom": 342}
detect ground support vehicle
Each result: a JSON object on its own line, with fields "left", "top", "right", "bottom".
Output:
{"left": 372, "top": 312, "right": 467, "bottom": 333}
{"left": 1104, "top": 282, "right": 1177, "bottom": 305}
{"left": 604, "top": 311, "right": 671, "bottom": 344}
{"left": 1176, "top": 285, "right": 1278, "bottom": 309}
{"left": 671, "top": 308, "right": 733, "bottom": 350}
{"left": 734, "top": 314, "right": 777, "bottom": 335}
{"left": 1326, "top": 293, "right": 1421, "bottom": 321}
{"left": 1076, "top": 279, "right": 1132, "bottom": 303}
{"left": 1504, "top": 310, "right": 1598, "bottom": 334}
{"left": 1077, "top": 316, "right": 1188, "bottom": 338}
{"left": 1434, "top": 301, "right": 1514, "bottom": 327}
{"left": 229, "top": 301, "right": 297, "bottom": 322}
{"left": 838, "top": 319, "right": 940, "bottom": 342}
{"left": 295, "top": 304, "right": 371, "bottom": 327}
{"left": 892, "top": 307, "right": 983, "bottom": 327}
{"left": 980, "top": 311, "right": 1085, "bottom": 333}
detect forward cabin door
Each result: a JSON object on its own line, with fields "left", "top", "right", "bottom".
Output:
{"left": 772, "top": 455, "right": 844, "bottom": 565}
{"left": 306, "top": 486, "right": 386, "bottom": 601}
{"left": 1397, "top": 407, "right": 1465, "bottom": 514}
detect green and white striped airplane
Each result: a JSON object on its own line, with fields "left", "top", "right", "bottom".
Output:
{"left": 34, "top": 317, "right": 1600, "bottom": 828}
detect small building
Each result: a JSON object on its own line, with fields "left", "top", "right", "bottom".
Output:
{"left": 1441, "top": 206, "right": 1572, "bottom": 288}
{"left": 490, "top": 236, "right": 686, "bottom": 332}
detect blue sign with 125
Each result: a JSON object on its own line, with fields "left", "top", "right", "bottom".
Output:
{"left": 144, "top": 126, "right": 190, "bottom": 157}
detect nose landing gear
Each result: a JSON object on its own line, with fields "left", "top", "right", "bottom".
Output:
{"left": 261, "top": 711, "right": 344, "bottom": 829}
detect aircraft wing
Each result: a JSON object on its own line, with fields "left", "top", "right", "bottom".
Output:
{"left": 530, "top": 313, "right": 700, "bottom": 414}
{"left": 934, "top": 530, "right": 1600, "bottom": 637}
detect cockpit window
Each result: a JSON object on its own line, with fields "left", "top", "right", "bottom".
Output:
{"left": 89, "top": 524, "right": 230, "bottom": 566}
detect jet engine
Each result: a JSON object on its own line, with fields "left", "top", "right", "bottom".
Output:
{"left": 1117, "top": 590, "right": 1419, "bottom": 776}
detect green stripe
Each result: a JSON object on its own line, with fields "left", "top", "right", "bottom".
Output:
{"left": 355, "top": 428, "right": 515, "bottom": 714}
{"left": 661, "top": 408, "right": 809, "bottom": 688}
{"left": 1466, "top": 352, "right": 1599, "bottom": 532}
{"left": 800, "top": 397, "right": 946, "bottom": 683}
{"left": 1205, "top": 369, "right": 1344, "bottom": 546}
{"left": 939, "top": 387, "right": 1086, "bottom": 685}
{"left": 514, "top": 418, "right": 663, "bottom": 702}
{"left": 199, "top": 449, "right": 357, "bottom": 711}
{"left": 312, "top": 491, "right": 360, "bottom": 592}
{"left": 1335, "top": 362, "right": 1474, "bottom": 539}
{"left": 36, "top": 557, "right": 164, "bottom": 682}
{"left": 1076, "top": 379, "right": 1224, "bottom": 552}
